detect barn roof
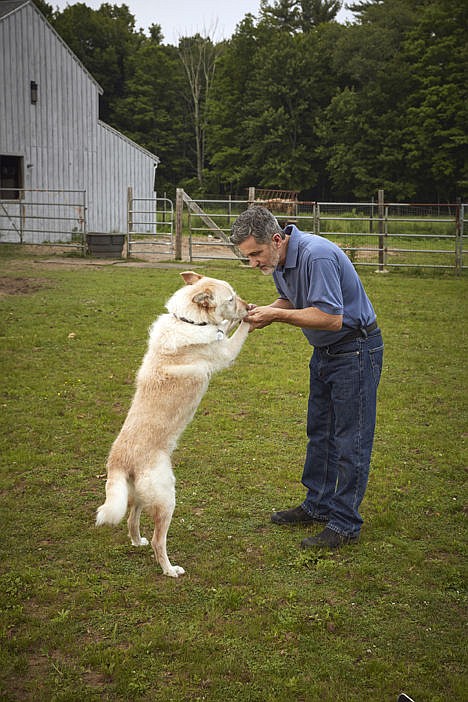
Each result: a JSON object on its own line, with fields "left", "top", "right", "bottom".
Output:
{"left": 98, "top": 120, "right": 160, "bottom": 164}
{"left": 0, "top": 0, "right": 29, "bottom": 19}
{"left": 0, "top": 0, "right": 159, "bottom": 163}
{"left": 0, "top": 0, "right": 104, "bottom": 93}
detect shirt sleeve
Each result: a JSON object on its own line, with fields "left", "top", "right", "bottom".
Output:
{"left": 305, "top": 257, "right": 344, "bottom": 315}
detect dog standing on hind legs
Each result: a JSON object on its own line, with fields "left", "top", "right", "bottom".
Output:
{"left": 96, "top": 271, "right": 250, "bottom": 577}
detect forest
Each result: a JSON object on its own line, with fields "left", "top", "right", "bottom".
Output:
{"left": 35, "top": 0, "right": 467, "bottom": 203}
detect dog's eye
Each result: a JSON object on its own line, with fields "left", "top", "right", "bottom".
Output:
{"left": 228, "top": 296, "right": 234, "bottom": 302}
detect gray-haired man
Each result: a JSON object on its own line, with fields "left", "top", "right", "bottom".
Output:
{"left": 231, "top": 206, "right": 384, "bottom": 549}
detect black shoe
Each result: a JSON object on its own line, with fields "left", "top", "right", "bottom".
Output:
{"left": 271, "top": 505, "right": 325, "bottom": 525}
{"left": 300, "top": 527, "right": 359, "bottom": 549}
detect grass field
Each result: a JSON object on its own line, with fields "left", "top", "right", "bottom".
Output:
{"left": 0, "top": 246, "right": 466, "bottom": 701}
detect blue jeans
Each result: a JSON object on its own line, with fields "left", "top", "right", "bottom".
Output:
{"left": 301, "top": 329, "right": 384, "bottom": 537}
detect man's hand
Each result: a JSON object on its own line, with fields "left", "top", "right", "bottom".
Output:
{"left": 245, "top": 304, "right": 276, "bottom": 330}
{"left": 245, "top": 300, "right": 343, "bottom": 332}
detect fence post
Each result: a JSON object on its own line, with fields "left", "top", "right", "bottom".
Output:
{"left": 455, "top": 198, "right": 463, "bottom": 274}
{"left": 175, "top": 188, "right": 183, "bottom": 260}
{"left": 378, "top": 189, "right": 385, "bottom": 271}
{"left": 19, "top": 200, "right": 25, "bottom": 244}
{"left": 248, "top": 187, "right": 255, "bottom": 206}
{"left": 82, "top": 189, "right": 87, "bottom": 256}
{"left": 126, "top": 186, "right": 132, "bottom": 258}
{"left": 188, "top": 208, "right": 192, "bottom": 262}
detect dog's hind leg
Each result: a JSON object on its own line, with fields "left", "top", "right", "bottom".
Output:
{"left": 150, "top": 503, "right": 185, "bottom": 578}
{"left": 136, "top": 453, "right": 185, "bottom": 578}
{"left": 127, "top": 503, "right": 149, "bottom": 546}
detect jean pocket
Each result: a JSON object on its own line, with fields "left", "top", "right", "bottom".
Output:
{"left": 369, "top": 344, "right": 384, "bottom": 385}
{"left": 326, "top": 347, "right": 360, "bottom": 359}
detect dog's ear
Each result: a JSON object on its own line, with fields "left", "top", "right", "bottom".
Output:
{"left": 181, "top": 271, "right": 203, "bottom": 285}
{"left": 192, "top": 289, "right": 215, "bottom": 308}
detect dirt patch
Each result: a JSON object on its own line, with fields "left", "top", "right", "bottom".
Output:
{"left": 0, "top": 276, "right": 50, "bottom": 296}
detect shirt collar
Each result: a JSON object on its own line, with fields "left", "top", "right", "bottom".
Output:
{"left": 278, "top": 224, "right": 299, "bottom": 271}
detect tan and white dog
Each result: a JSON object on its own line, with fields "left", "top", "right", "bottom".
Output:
{"left": 96, "top": 272, "right": 250, "bottom": 577}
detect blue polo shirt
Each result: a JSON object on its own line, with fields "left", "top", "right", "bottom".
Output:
{"left": 273, "top": 225, "right": 376, "bottom": 347}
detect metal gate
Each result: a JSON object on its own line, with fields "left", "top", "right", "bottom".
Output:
{"left": 0, "top": 188, "right": 86, "bottom": 251}
{"left": 177, "top": 189, "right": 246, "bottom": 262}
{"left": 127, "top": 196, "right": 174, "bottom": 258}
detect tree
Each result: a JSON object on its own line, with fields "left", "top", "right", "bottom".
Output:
{"left": 206, "top": 16, "right": 263, "bottom": 193}
{"left": 245, "top": 23, "right": 345, "bottom": 193}
{"left": 316, "top": 0, "right": 423, "bottom": 199}
{"left": 111, "top": 36, "right": 193, "bottom": 195}
{"left": 299, "top": 0, "right": 342, "bottom": 28}
{"left": 53, "top": 3, "right": 142, "bottom": 122}
{"left": 318, "top": 0, "right": 467, "bottom": 200}
{"left": 259, "top": 0, "right": 299, "bottom": 32}
{"left": 400, "top": 0, "right": 468, "bottom": 200}
{"left": 260, "top": 0, "right": 342, "bottom": 31}
{"left": 207, "top": 17, "right": 345, "bottom": 196}
{"left": 177, "top": 33, "right": 222, "bottom": 188}
{"left": 32, "top": 0, "right": 55, "bottom": 22}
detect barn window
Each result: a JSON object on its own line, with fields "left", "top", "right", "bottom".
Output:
{"left": 0, "top": 155, "right": 23, "bottom": 200}
{"left": 30, "top": 81, "right": 38, "bottom": 104}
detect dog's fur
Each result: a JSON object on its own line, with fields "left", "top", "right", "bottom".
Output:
{"left": 96, "top": 272, "right": 250, "bottom": 577}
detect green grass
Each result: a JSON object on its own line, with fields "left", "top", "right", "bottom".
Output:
{"left": 0, "top": 247, "right": 466, "bottom": 701}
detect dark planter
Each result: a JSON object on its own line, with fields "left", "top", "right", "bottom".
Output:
{"left": 86, "top": 232, "right": 125, "bottom": 258}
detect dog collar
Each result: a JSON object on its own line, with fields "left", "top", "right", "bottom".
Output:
{"left": 173, "top": 314, "right": 224, "bottom": 340}
{"left": 173, "top": 314, "right": 208, "bottom": 326}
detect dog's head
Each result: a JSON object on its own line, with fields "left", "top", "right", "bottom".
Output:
{"left": 166, "top": 271, "right": 249, "bottom": 325}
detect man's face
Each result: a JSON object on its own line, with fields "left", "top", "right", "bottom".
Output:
{"left": 237, "top": 234, "right": 283, "bottom": 275}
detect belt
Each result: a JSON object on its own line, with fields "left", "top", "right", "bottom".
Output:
{"left": 335, "top": 320, "right": 378, "bottom": 345}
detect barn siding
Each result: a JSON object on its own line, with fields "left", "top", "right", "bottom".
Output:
{"left": 90, "top": 122, "right": 157, "bottom": 233}
{"left": 0, "top": 0, "right": 159, "bottom": 242}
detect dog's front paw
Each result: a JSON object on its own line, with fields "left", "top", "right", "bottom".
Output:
{"left": 164, "top": 565, "right": 185, "bottom": 578}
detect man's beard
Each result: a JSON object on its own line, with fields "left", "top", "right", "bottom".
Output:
{"left": 260, "top": 248, "right": 280, "bottom": 274}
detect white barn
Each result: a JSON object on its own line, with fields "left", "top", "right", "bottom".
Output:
{"left": 0, "top": 0, "right": 160, "bottom": 245}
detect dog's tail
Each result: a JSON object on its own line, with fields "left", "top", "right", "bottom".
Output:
{"left": 96, "top": 472, "right": 128, "bottom": 526}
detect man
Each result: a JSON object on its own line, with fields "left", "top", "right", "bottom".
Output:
{"left": 230, "top": 206, "right": 383, "bottom": 549}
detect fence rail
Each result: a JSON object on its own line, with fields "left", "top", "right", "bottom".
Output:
{"left": 178, "top": 189, "right": 466, "bottom": 273}
{"left": 0, "top": 188, "right": 86, "bottom": 251}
